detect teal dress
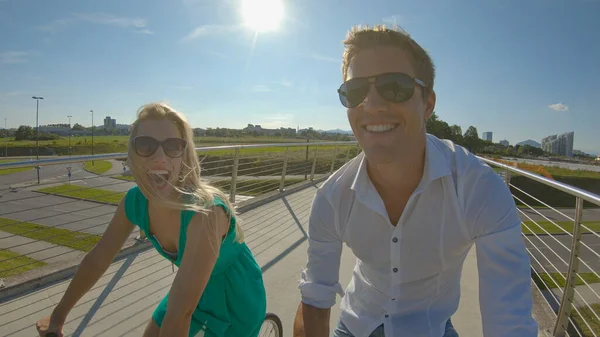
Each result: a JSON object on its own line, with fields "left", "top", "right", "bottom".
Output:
{"left": 124, "top": 186, "right": 267, "bottom": 337}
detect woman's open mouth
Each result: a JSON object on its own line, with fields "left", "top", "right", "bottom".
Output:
{"left": 148, "top": 170, "right": 171, "bottom": 188}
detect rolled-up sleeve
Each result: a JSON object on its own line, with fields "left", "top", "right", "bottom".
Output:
{"left": 463, "top": 163, "right": 539, "bottom": 337}
{"left": 298, "top": 190, "right": 345, "bottom": 309}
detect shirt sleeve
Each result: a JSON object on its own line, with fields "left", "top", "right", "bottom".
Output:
{"left": 462, "top": 161, "right": 539, "bottom": 337}
{"left": 298, "top": 189, "right": 345, "bottom": 309}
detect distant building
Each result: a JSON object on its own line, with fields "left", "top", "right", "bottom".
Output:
{"left": 482, "top": 131, "right": 493, "bottom": 142}
{"left": 499, "top": 140, "right": 509, "bottom": 146}
{"left": 541, "top": 131, "right": 574, "bottom": 157}
{"left": 104, "top": 116, "right": 117, "bottom": 129}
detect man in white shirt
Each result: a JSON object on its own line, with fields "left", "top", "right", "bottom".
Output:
{"left": 292, "top": 25, "right": 538, "bottom": 337}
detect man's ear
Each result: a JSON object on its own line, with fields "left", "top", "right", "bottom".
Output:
{"left": 424, "top": 90, "right": 436, "bottom": 120}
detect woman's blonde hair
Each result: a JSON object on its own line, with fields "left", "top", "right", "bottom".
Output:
{"left": 128, "top": 102, "right": 244, "bottom": 243}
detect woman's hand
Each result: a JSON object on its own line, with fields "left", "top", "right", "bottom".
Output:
{"left": 35, "top": 315, "right": 64, "bottom": 337}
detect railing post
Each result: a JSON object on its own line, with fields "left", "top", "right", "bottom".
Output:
{"left": 229, "top": 148, "right": 240, "bottom": 203}
{"left": 279, "top": 146, "right": 289, "bottom": 192}
{"left": 310, "top": 145, "right": 319, "bottom": 181}
{"left": 553, "top": 197, "right": 584, "bottom": 337}
{"left": 504, "top": 168, "right": 511, "bottom": 186}
{"left": 329, "top": 146, "right": 338, "bottom": 174}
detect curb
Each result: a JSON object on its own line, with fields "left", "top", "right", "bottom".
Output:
{"left": 33, "top": 189, "right": 120, "bottom": 206}
{"left": 0, "top": 238, "right": 152, "bottom": 303}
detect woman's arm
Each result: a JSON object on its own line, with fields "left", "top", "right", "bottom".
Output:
{"left": 50, "top": 198, "right": 136, "bottom": 323}
{"left": 158, "top": 205, "right": 229, "bottom": 337}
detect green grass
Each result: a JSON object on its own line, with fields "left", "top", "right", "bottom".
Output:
{"left": 114, "top": 174, "right": 135, "bottom": 182}
{"left": 2, "top": 135, "right": 312, "bottom": 149}
{"left": 0, "top": 158, "right": 32, "bottom": 175}
{"left": 0, "top": 249, "right": 47, "bottom": 278}
{"left": 0, "top": 217, "right": 100, "bottom": 251}
{"left": 521, "top": 220, "right": 600, "bottom": 235}
{"left": 546, "top": 166, "right": 600, "bottom": 179}
{"left": 84, "top": 160, "right": 112, "bottom": 175}
{"left": 532, "top": 272, "right": 600, "bottom": 290}
{"left": 532, "top": 274, "right": 600, "bottom": 334}
{"left": 572, "top": 303, "right": 600, "bottom": 337}
{"left": 38, "top": 184, "right": 125, "bottom": 205}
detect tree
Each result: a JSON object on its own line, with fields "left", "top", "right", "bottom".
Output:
{"left": 462, "top": 126, "right": 482, "bottom": 152}
{"left": 14, "top": 125, "right": 34, "bottom": 141}
{"left": 72, "top": 123, "right": 85, "bottom": 131}
{"left": 426, "top": 112, "right": 453, "bottom": 140}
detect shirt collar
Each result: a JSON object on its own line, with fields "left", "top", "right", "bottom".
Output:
{"left": 350, "top": 134, "right": 452, "bottom": 198}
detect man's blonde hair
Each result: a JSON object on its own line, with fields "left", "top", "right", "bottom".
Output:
{"left": 342, "top": 24, "right": 435, "bottom": 98}
{"left": 128, "top": 102, "right": 244, "bottom": 243}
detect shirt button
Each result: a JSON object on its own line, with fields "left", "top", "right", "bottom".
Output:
{"left": 392, "top": 237, "right": 398, "bottom": 243}
{"left": 393, "top": 268, "right": 398, "bottom": 273}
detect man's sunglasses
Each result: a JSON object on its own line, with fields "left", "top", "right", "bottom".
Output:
{"left": 337, "top": 72, "right": 427, "bottom": 108}
{"left": 133, "top": 136, "right": 187, "bottom": 158}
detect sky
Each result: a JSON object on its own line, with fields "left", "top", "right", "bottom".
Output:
{"left": 0, "top": 0, "right": 599, "bottom": 154}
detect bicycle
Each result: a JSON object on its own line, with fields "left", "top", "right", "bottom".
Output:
{"left": 45, "top": 313, "right": 283, "bottom": 337}
{"left": 260, "top": 312, "right": 283, "bottom": 337}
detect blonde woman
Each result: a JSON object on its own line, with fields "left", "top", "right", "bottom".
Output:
{"left": 36, "top": 103, "right": 267, "bottom": 337}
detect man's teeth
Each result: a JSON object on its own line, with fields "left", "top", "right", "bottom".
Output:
{"left": 366, "top": 124, "right": 396, "bottom": 132}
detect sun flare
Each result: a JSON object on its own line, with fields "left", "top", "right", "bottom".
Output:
{"left": 241, "top": 0, "right": 284, "bottom": 33}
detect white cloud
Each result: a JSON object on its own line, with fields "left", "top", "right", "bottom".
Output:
{"left": 548, "top": 103, "right": 569, "bottom": 112}
{"left": 309, "top": 52, "right": 339, "bottom": 63}
{"left": 0, "top": 51, "right": 28, "bottom": 64}
{"left": 251, "top": 85, "right": 271, "bottom": 92}
{"left": 39, "top": 13, "right": 153, "bottom": 34}
{"left": 183, "top": 24, "right": 240, "bottom": 41}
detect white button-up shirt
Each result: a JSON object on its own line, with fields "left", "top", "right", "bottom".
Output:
{"left": 298, "top": 134, "right": 538, "bottom": 337}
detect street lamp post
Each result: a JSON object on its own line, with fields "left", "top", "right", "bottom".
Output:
{"left": 32, "top": 96, "right": 44, "bottom": 184}
{"left": 4, "top": 118, "right": 7, "bottom": 158}
{"left": 90, "top": 109, "right": 94, "bottom": 165}
{"left": 67, "top": 115, "right": 72, "bottom": 156}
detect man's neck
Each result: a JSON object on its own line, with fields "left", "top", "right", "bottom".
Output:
{"left": 366, "top": 140, "right": 427, "bottom": 197}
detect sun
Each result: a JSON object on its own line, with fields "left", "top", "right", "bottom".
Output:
{"left": 240, "top": 0, "right": 284, "bottom": 33}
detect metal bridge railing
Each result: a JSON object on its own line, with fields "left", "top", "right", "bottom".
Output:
{"left": 0, "top": 141, "right": 360, "bottom": 290}
{"left": 481, "top": 156, "right": 600, "bottom": 337}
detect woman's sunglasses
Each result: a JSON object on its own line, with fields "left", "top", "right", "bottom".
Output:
{"left": 337, "top": 72, "right": 427, "bottom": 108}
{"left": 133, "top": 136, "right": 187, "bottom": 158}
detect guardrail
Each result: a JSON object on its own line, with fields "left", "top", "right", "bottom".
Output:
{"left": 481, "top": 157, "right": 600, "bottom": 337}
{"left": 0, "top": 141, "right": 360, "bottom": 290}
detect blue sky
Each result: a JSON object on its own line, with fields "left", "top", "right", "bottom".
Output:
{"left": 0, "top": 0, "right": 599, "bottom": 154}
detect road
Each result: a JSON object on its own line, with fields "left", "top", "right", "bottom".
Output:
{"left": 520, "top": 207, "right": 600, "bottom": 222}
{"left": 0, "top": 188, "right": 117, "bottom": 235}
{"left": 0, "top": 161, "right": 89, "bottom": 190}
{"left": 526, "top": 233, "right": 600, "bottom": 273}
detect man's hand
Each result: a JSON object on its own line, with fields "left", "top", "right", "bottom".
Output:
{"left": 293, "top": 302, "right": 331, "bottom": 337}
